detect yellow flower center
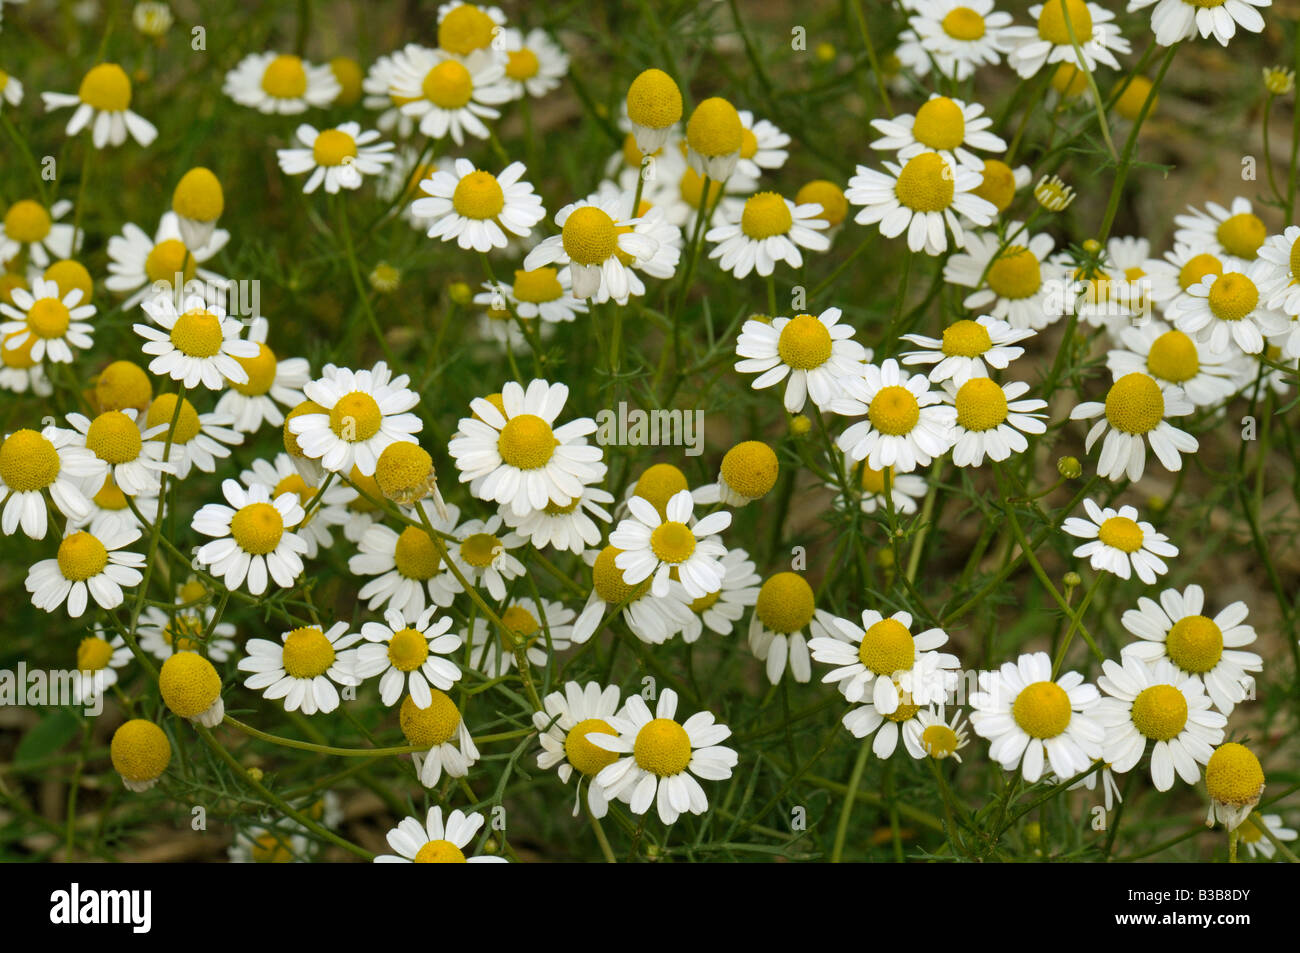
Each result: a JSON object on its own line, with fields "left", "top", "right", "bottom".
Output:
{"left": 922, "top": 723, "right": 961, "bottom": 758}
{"left": 1290, "top": 235, "right": 1300, "bottom": 278}
{"left": 1115, "top": 76, "right": 1157, "bottom": 121}
{"left": 1052, "top": 63, "right": 1088, "bottom": 97}
{"left": 592, "top": 545, "right": 652, "bottom": 604}
{"left": 686, "top": 97, "right": 743, "bottom": 157}
{"left": 95, "top": 360, "right": 152, "bottom": 412}
{"left": 172, "top": 167, "right": 224, "bottom": 223}
{"left": 755, "top": 571, "right": 815, "bottom": 633}
{"left": 230, "top": 342, "right": 279, "bottom": 395}
{"left": 857, "top": 462, "right": 893, "bottom": 494}
{"left": 170, "top": 308, "right": 224, "bottom": 358}
{"left": 460, "top": 532, "right": 502, "bottom": 568}
{"left": 312, "top": 129, "right": 357, "bottom": 167}
{"left": 329, "top": 391, "right": 383, "bottom": 442}
{"left": 159, "top": 651, "right": 221, "bottom": 717}
{"left": 3, "top": 200, "right": 52, "bottom": 243}
{"left": 78, "top": 63, "right": 132, "bottom": 111}
{"left": 942, "top": 6, "right": 986, "bottom": 40}
{"left": 110, "top": 719, "right": 171, "bottom": 783}
{"left": 1097, "top": 515, "right": 1144, "bottom": 553}
{"left": 273, "top": 473, "right": 313, "bottom": 509}
{"left": 281, "top": 626, "right": 336, "bottom": 679}
{"left": 940, "top": 319, "right": 993, "bottom": 357}
{"left": 1037, "top": 0, "right": 1093, "bottom": 46}
{"left": 43, "top": 260, "right": 94, "bottom": 303}
{"left": 283, "top": 399, "right": 325, "bottom": 458}
{"left": 626, "top": 68, "right": 683, "bottom": 131}
{"left": 497, "top": 413, "right": 558, "bottom": 470}
{"left": 885, "top": 691, "right": 923, "bottom": 723}
{"left": 1205, "top": 743, "right": 1265, "bottom": 806}
{"left": 394, "top": 526, "right": 441, "bottom": 579}
{"left": 145, "top": 394, "right": 202, "bottom": 444}
{"left": 1012, "top": 681, "right": 1072, "bottom": 739}
{"left": 689, "top": 589, "right": 722, "bottom": 613}
{"left": 85, "top": 411, "right": 143, "bottom": 464}
{"left": 387, "top": 627, "right": 429, "bottom": 672}
{"left": 987, "top": 245, "right": 1042, "bottom": 300}
{"left": 144, "top": 239, "right": 197, "bottom": 286}
{"left": 499, "top": 605, "right": 540, "bottom": 650}
{"left": 1166, "top": 614, "right": 1224, "bottom": 673}
{"left": 1177, "top": 252, "right": 1222, "bottom": 291}
{"left": 506, "top": 47, "right": 540, "bottom": 81}
{"left": 678, "top": 168, "right": 723, "bottom": 211}
{"left": 857, "top": 618, "right": 915, "bottom": 676}
{"left": 163, "top": 614, "right": 204, "bottom": 652}
{"left": 452, "top": 170, "right": 504, "bottom": 220}
{"left": 512, "top": 267, "right": 563, "bottom": 303}
{"left": 400, "top": 689, "right": 461, "bottom": 747}
{"left": 776, "top": 314, "right": 833, "bottom": 369}
{"left": 565, "top": 718, "right": 619, "bottom": 775}
{"left": 58, "top": 532, "right": 109, "bottom": 581}
{"left": 633, "top": 718, "right": 692, "bottom": 776}
{"left": 1237, "top": 817, "right": 1264, "bottom": 843}
{"left": 1146, "top": 330, "right": 1199, "bottom": 383}
{"left": 77, "top": 636, "right": 114, "bottom": 672}
{"left": 973, "top": 159, "right": 1017, "bottom": 213}
{"left": 1131, "top": 684, "right": 1189, "bottom": 741}
{"left": 1104, "top": 372, "right": 1164, "bottom": 434}
{"left": 796, "top": 179, "right": 848, "bottom": 227}
{"left": 740, "top": 191, "right": 793, "bottom": 240}
{"left": 1216, "top": 212, "right": 1266, "bottom": 259}
{"left": 562, "top": 206, "right": 619, "bottom": 266}
{"left": 912, "top": 96, "right": 966, "bottom": 151}
{"left": 438, "top": 4, "right": 496, "bottom": 55}
{"left": 375, "top": 442, "right": 432, "bottom": 499}
{"left": 422, "top": 60, "right": 473, "bottom": 109}
{"left": 634, "top": 464, "right": 688, "bottom": 518}
{"left": 413, "top": 839, "right": 467, "bottom": 863}
{"left": 649, "top": 520, "right": 696, "bottom": 564}
{"left": 0, "top": 429, "right": 60, "bottom": 492}
{"left": 260, "top": 54, "right": 308, "bottom": 99}
{"left": 543, "top": 496, "right": 582, "bottom": 515}
{"left": 954, "top": 377, "right": 1009, "bottom": 431}
{"left": 868, "top": 385, "right": 921, "bottom": 436}
{"left": 230, "top": 501, "right": 285, "bottom": 555}
{"left": 720, "top": 440, "right": 778, "bottom": 499}
{"left": 251, "top": 832, "right": 295, "bottom": 863}
{"left": 27, "top": 298, "right": 71, "bottom": 339}
{"left": 1207, "top": 272, "right": 1258, "bottom": 322}
{"left": 894, "top": 152, "right": 955, "bottom": 213}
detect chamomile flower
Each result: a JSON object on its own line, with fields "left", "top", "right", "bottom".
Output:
{"left": 141, "top": 393, "right": 243, "bottom": 479}
{"left": 291, "top": 361, "right": 422, "bottom": 477}
{"left": 27, "top": 526, "right": 144, "bottom": 617}
{"left": 41, "top": 62, "right": 157, "bottom": 148}
{"left": 0, "top": 276, "right": 95, "bottom": 363}
{"left": 71, "top": 629, "right": 132, "bottom": 706}
{"left": 0, "top": 199, "right": 77, "bottom": 267}
{"left": 1106, "top": 320, "right": 1239, "bottom": 407}
{"left": 1172, "top": 259, "right": 1279, "bottom": 355}
{"left": 192, "top": 478, "right": 308, "bottom": 596}
{"left": 572, "top": 544, "right": 695, "bottom": 645}
{"left": 229, "top": 826, "right": 312, "bottom": 864}
{"left": 223, "top": 52, "right": 339, "bottom": 114}
{"left": 667, "top": 545, "right": 760, "bottom": 644}
{"left": 65, "top": 408, "right": 171, "bottom": 496}
{"left": 473, "top": 268, "right": 588, "bottom": 325}
{"left": 401, "top": 690, "right": 480, "bottom": 787}
{"left": 0, "top": 68, "right": 22, "bottom": 108}
{"left": 1204, "top": 742, "right": 1265, "bottom": 831}
{"left": 748, "top": 571, "right": 838, "bottom": 684}
{"left": 810, "top": 609, "right": 959, "bottom": 713}
{"left": 609, "top": 489, "right": 731, "bottom": 600}
{"left": 625, "top": 68, "right": 683, "bottom": 156}
{"left": 734, "top": 308, "right": 868, "bottom": 413}
{"left": 349, "top": 501, "right": 461, "bottom": 617}
{"left": 1095, "top": 655, "right": 1225, "bottom": 791}
{"left": 534, "top": 681, "right": 623, "bottom": 818}
{"left": 847, "top": 151, "right": 994, "bottom": 255}
{"left": 411, "top": 159, "right": 544, "bottom": 251}
{"left": 705, "top": 191, "right": 829, "bottom": 279}
{"left": 1259, "top": 225, "right": 1300, "bottom": 314}
{"left": 871, "top": 94, "right": 1007, "bottom": 169}
{"left": 436, "top": 2, "right": 506, "bottom": 55}
{"left": 464, "top": 597, "right": 574, "bottom": 677}
{"left": 733, "top": 110, "right": 790, "bottom": 180}
{"left": 355, "top": 607, "right": 461, "bottom": 708}
{"left": 841, "top": 682, "right": 934, "bottom": 758}
{"left": 583, "top": 183, "right": 683, "bottom": 304}
{"left": 135, "top": 294, "right": 257, "bottom": 390}
{"left": 698, "top": 441, "right": 780, "bottom": 507}
{"left": 1174, "top": 197, "right": 1267, "bottom": 260}
{"left": 523, "top": 193, "right": 659, "bottom": 302}
{"left": 1238, "top": 814, "right": 1296, "bottom": 861}
{"left": 943, "top": 225, "right": 1061, "bottom": 329}
{"left": 970, "top": 651, "right": 1103, "bottom": 783}
{"left": 1139, "top": 0, "right": 1270, "bottom": 48}
{"left": 159, "top": 651, "right": 225, "bottom": 727}
{"left": 1062, "top": 498, "right": 1178, "bottom": 584}
{"left": 896, "top": 0, "right": 1014, "bottom": 80}
{"left": 832, "top": 459, "right": 929, "bottom": 516}
{"left": 240, "top": 622, "right": 361, "bottom": 715}
{"left": 496, "top": 27, "right": 569, "bottom": 100}
{"left": 1004, "top": 0, "right": 1130, "bottom": 79}
{"left": 449, "top": 379, "right": 605, "bottom": 516}
{"left": 501, "top": 483, "right": 614, "bottom": 554}
{"left": 375, "top": 805, "right": 504, "bottom": 863}
{"left": 0, "top": 426, "right": 103, "bottom": 539}
{"left": 105, "top": 211, "right": 230, "bottom": 309}
{"left": 111, "top": 719, "right": 170, "bottom": 792}
{"left": 240, "top": 453, "right": 349, "bottom": 558}
{"left": 906, "top": 704, "right": 971, "bottom": 762}
{"left": 1143, "top": 242, "right": 1233, "bottom": 315}
{"left": 1069, "top": 372, "right": 1198, "bottom": 481}
{"left": 447, "top": 514, "right": 527, "bottom": 601}
{"left": 214, "top": 318, "right": 310, "bottom": 433}
{"left": 834, "top": 358, "right": 957, "bottom": 473}
{"left": 1120, "top": 584, "right": 1262, "bottom": 715}
{"left": 276, "top": 122, "right": 395, "bottom": 194}
{"left": 685, "top": 96, "right": 745, "bottom": 181}
{"left": 943, "top": 377, "right": 1047, "bottom": 467}
{"left": 902, "top": 316, "right": 1034, "bottom": 386}
{"left": 588, "top": 689, "right": 737, "bottom": 825}
{"left": 137, "top": 604, "right": 237, "bottom": 663}
{"left": 171, "top": 166, "right": 224, "bottom": 250}
{"left": 387, "top": 46, "right": 512, "bottom": 145}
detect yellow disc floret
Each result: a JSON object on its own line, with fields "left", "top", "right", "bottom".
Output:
{"left": 438, "top": 3, "right": 496, "bottom": 55}
{"left": 1115, "top": 76, "right": 1157, "bottom": 121}
{"left": 740, "top": 192, "right": 793, "bottom": 240}
{"left": 777, "top": 314, "right": 833, "bottom": 369}
{"left": 110, "top": 719, "right": 171, "bottom": 784}
{"left": 955, "top": 377, "right": 1008, "bottom": 431}
{"left": 172, "top": 167, "right": 224, "bottom": 223}
{"left": 686, "top": 97, "right": 743, "bottom": 158}
{"left": 857, "top": 618, "right": 915, "bottom": 676}
{"left": 422, "top": 60, "right": 473, "bottom": 109}
{"left": 506, "top": 48, "right": 540, "bottom": 81}
{"left": 719, "top": 440, "right": 778, "bottom": 500}
{"left": 941, "top": 319, "right": 992, "bottom": 356}
{"left": 330, "top": 391, "right": 383, "bottom": 442}
{"left": 634, "top": 464, "right": 688, "bottom": 518}
{"left": 85, "top": 411, "right": 143, "bottom": 464}
{"left": 261, "top": 54, "right": 308, "bottom": 99}
{"left": 565, "top": 718, "right": 619, "bottom": 775}
{"left": 375, "top": 441, "right": 434, "bottom": 501}
{"left": 27, "top": 298, "right": 71, "bottom": 340}
{"left": 78, "top": 63, "right": 132, "bottom": 110}
{"left": 649, "top": 521, "right": 695, "bottom": 564}
{"left": 796, "top": 180, "right": 848, "bottom": 227}
{"left": 77, "top": 636, "right": 115, "bottom": 672}
{"left": 497, "top": 413, "right": 558, "bottom": 469}
{"left": 1217, "top": 213, "right": 1266, "bottom": 260}
{"left": 626, "top": 68, "right": 683, "bottom": 132}
{"left": 1037, "top": 0, "right": 1093, "bottom": 46}
{"left": 895, "top": 152, "right": 955, "bottom": 212}
{"left": 452, "top": 170, "right": 505, "bottom": 220}
{"left": 972, "top": 159, "right": 1017, "bottom": 213}
{"left": 0, "top": 428, "right": 60, "bottom": 492}
{"left": 755, "top": 572, "right": 815, "bottom": 634}
{"left": 44, "top": 260, "right": 94, "bottom": 304}
{"left": 912, "top": 96, "right": 966, "bottom": 151}
{"left": 144, "top": 239, "right": 197, "bottom": 286}
{"left": 942, "top": 6, "right": 986, "bottom": 40}
{"left": 460, "top": 532, "right": 502, "bottom": 568}
{"left": 921, "top": 723, "right": 961, "bottom": 758}
{"left": 281, "top": 626, "right": 335, "bottom": 679}
{"left": 1166, "top": 614, "right": 1224, "bottom": 674}
{"left": 400, "top": 690, "right": 461, "bottom": 747}
{"left": 230, "top": 502, "right": 285, "bottom": 555}
{"left": 3, "top": 200, "right": 52, "bottom": 243}
{"left": 1130, "top": 683, "right": 1188, "bottom": 741}
{"left": 312, "top": 129, "right": 357, "bottom": 167}
{"left": 414, "top": 840, "right": 467, "bottom": 862}
{"left": 1012, "top": 681, "right": 1072, "bottom": 739}
{"left": 170, "top": 308, "right": 224, "bottom": 358}
{"left": 868, "top": 385, "right": 921, "bottom": 436}
{"left": 562, "top": 206, "right": 619, "bottom": 266}
{"left": 592, "top": 545, "right": 651, "bottom": 604}
{"left": 1104, "top": 372, "right": 1164, "bottom": 434}
{"left": 987, "top": 245, "right": 1042, "bottom": 299}
{"left": 58, "top": 532, "right": 108, "bottom": 581}
{"left": 1205, "top": 742, "right": 1265, "bottom": 807}
{"left": 230, "top": 342, "right": 278, "bottom": 395}
{"left": 512, "top": 267, "right": 563, "bottom": 303}
{"left": 1207, "top": 272, "right": 1258, "bottom": 322}
{"left": 159, "top": 651, "right": 221, "bottom": 718}
{"left": 633, "top": 718, "right": 692, "bottom": 776}
{"left": 284, "top": 399, "right": 325, "bottom": 458}
{"left": 95, "top": 360, "right": 153, "bottom": 412}
{"left": 1098, "top": 516, "right": 1144, "bottom": 553}
{"left": 394, "top": 526, "right": 441, "bottom": 579}
{"left": 387, "top": 627, "right": 429, "bottom": 672}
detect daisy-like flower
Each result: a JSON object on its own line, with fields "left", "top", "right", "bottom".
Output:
{"left": 625, "top": 68, "right": 683, "bottom": 156}
{"left": 135, "top": 294, "right": 257, "bottom": 391}
{"left": 906, "top": 704, "right": 971, "bottom": 762}
{"left": 943, "top": 225, "right": 1061, "bottom": 330}
{"left": 375, "top": 805, "right": 504, "bottom": 863}
{"left": 355, "top": 607, "right": 461, "bottom": 707}
{"left": 361, "top": 52, "right": 420, "bottom": 139}
{"left": 240, "top": 453, "right": 349, "bottom": 559}
{"left": 970, "top": 159, "right": 1033, "bottom": 218}
{"left": 1069, "top": 372, "right": 1198, "bottom": 481}
{"left": 970, "top": 651, "right": 1103, "bottom": 782}
{"left": 1034, "top": 174, "right": 1076, "bottom": 212}
{"left": 583, "top": 183, "right": 683, "bottom": 305}
{"left": 290, "top": 361, "right": 422, "bottom": 477}
{"left": 239, "top": 622, "right": 362, "bottom": 715}
{"left": 534, "top": 681, "right": 623, "bottom": 818}
{"left": 897, "top": 0, "right": 1014, "bottom": 80}
{"left": 411, "top": 158, "right": 544, "bottom": 251}
{"left": 71, "top": 628, "right": 132, "bottom": 707}
{"left": 65, "top": 408, "right": 171, "bottom": 496}
{"left": 0, "top": 199, "right": 77, "bottom": 267}
{"left": 276, "top": 122, "right": 394, "bottom": 194}
{"left": 671, "top": 546, "right": 760, "bottom": 644}
{"left": 572, "top": 544, "right": 695, "bottom": 645}
{"left": 138, "top": 601, "right": 237, "bottom": 664}
{"left": 810, "top": 608, "right": 959, "bottom": 713}
{"left": 192, "top": 478, "right": 309, "bottom": 596}
{"left": 171, "top": 166, "right": 225, "bottom": 251}
{"left": 496, "top": 27, "right": 569, "bottom": 100}
{"left": 1136, "top": 0, "right": 1269, "bottom": 48}
{"left": 1120, "top": 584, "right": 1261, "bottom": 715}
{"left": 943, "top": 377, "right": 1047, "bottom": 467}
{"left": 523, "top": 192, "right": 659, "bottom": 302}
{"left": 609, "top": 489, "right": 731, "bottom": 599}
{"left": 847, "top": 151, "right": 994, "bottom": 255}
{"left": 841, "top": 685, "right": 940, "bottom": 759}
{"left": 705, "top": 191, "right": 829, "bottom": 279}
{"left": 0, "top": 329, "right": 51, "bottom": 396}
{"left": 733, "top": 110, "right": 790, "bottom": 180}
{"left": 697, "top": 440, "right": 780, "bottom": 508}
{"left": 229, "top": 826, "right": 312, "bottom": 864}
{"left": 871, "top": 94, "right": 1006, "bottom": 169}
{"left": 223, "top": 52, "right": 339, "bottom": 114}
{"left": 401, "top": 690, "right": 480, "bottom": 787}
{"left": 27, "top": 525, "right": 144, "bottom": 617}
{"left": 1143, "top": 242, "right": 1234, "bottom": 315}
{"left": 140, "top": 393, "right": 242, "bottom": 479}
{"left": 0, "top": 426, "right": 104, "bottom": 539}
{"left": 387, "top": 46, "right": 512, "bottom": 145}
{"left": 0, "top": 276, "right": 95, "bottom": 363}
{"left": 684, "top": 95, "right": 746, "bottom": 181}
{"left": 446, "top": 514, "right": 528, "bottom": 601}
{"left": 1259, "top": 224, "right": 1300, "bottom": 315}
{"left": 901, "top": 316, "right": 1034, "bottom": 385}
{"left": 834, "top": 358, "right": 957, "bottom": 473}
{"left": 1062, "top": 498, "right": 1178, "bottom": 584}
{"left": 589, "top": 689, "right": 737, "bottom": 825}
{"left": 1238, "top": 814, "right": 1296, "bottom": 861}
{"left": 436, "top": 1, "right": 507, "bottom": 55}
{"left": 1174, "top": 197, "right": 1267, "bottom": 261}
{"left": 473, "top": 268, "right": 589, "bottom": 325}
{"left": 214, "top": 317, "right": 310, "bottom": 433}
{"left": 1171, "top": 259, "right": 1279, "bottom": 355}
{"left": 748, "top": 571, "right": 839, "bottom": 684}
{"left": 448, "top": 379, "right": 605, "bottom": 516}
{"left": 105, "top": 211, "right": 229, "bottom": 309}
{"left": 831, "top": 459, "right": 929, "bottom": 516}
{"left": 464, "top": 597, "right": 574, "bottom": 678}
{"left": 349, "top": 500, "right": 461, "bottom": 617}
{"left": 111, "top": 719, "right": 171, "bottom": 793}
{"left": 41, "top": 62, "right": 157, "bottom": 148}
{"left": 1204, "top": 742, "right": 1266, "bottom": 831}
{"left": 1, "top": 68, "right": 23, "bottom": 108}
{"left": 1106, "top": 320, "right": 1239, "bottom": 408}
{"left": 1003, "top": 0, "right": 1130, "bottom": 79}
{"left": 501, "top": 483, "right": 613, "bottom": 554}
{"left": 734, "top": 309, "right": 868, "bottom": 414}
{"left": 1095, "top": 655, "right": 1226, "bottom": 791}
